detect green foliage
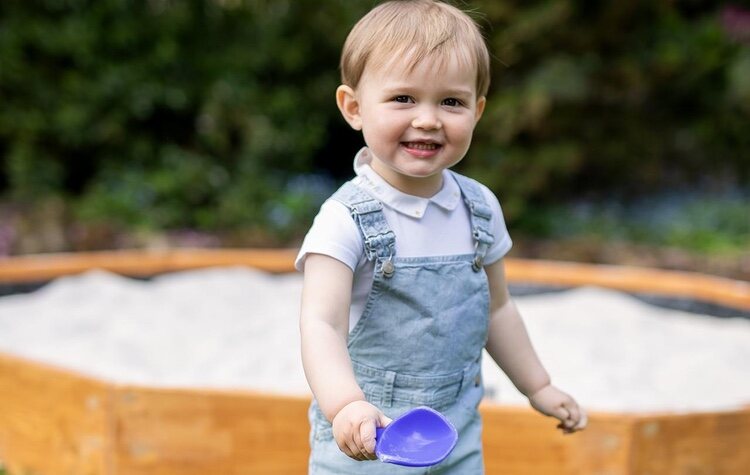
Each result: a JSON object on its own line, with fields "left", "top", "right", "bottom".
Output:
{"left": 516, "top": 192, "right": 750, "bottom": 254}
{"left": 464, "top": 0, "right": 750, "bottom": 220}
{"left": 0, "top": 0, "right": 748, "bottom": 245}
{"left": 0, "top": 0, "right": 368, "bottom": 235}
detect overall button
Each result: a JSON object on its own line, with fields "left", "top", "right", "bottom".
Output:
{"left": 382, "top": 259, "right": 395, "bottom": 278}
{"left": 472, "top": 256, "right": 483, "bottom": 271}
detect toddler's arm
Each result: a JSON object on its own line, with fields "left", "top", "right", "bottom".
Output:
{"left": 484, "top": 259, "right": 587, "bottom": 433}
{"left": 299, "top": 253, "right": 391, "bottom": 460}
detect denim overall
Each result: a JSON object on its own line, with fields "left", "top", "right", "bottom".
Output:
{"left": 308, "top": 172, "right": 494, "bottom": 474}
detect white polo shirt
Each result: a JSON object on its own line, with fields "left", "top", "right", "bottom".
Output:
{"left": 296, "top": 147, "right": 512, "bottom": 331}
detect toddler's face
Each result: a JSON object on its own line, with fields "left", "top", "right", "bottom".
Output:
{"left": 341, "top": 53, "right": 485, "bottom": 196}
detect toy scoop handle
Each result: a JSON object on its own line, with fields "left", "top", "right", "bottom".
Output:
{"left": 375, "top": 427, "right": 385, "bottom": 441}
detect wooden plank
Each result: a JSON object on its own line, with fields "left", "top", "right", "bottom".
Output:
{"left": 630, "top": 408, "right": 750, "bottom": 474}
{"left": 1, "top": 346, "right": 748, "bottom": 475}
{"left": 0, "top": 249, "right": 299, "bottom": 283}
{"left": 111, "top": 390, "right": 637, "bottom": 475}
{"left": 111, "top": 386, "right": 310, "bottom": 475}
{"left": 480, "top": 404, "right": 634, "bottom": 475}
{"left": 0, "top": 351, "right": 113, "bottom": 475}
{"left": 503, "top": 258, "right": 750, "bottom": 311}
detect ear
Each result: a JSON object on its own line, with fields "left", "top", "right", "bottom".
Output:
{"left": 474, "top": 96, "right": 486, "bottom": 124}
{"left": 336, "top": 84, "right": 363, "bottom": 130}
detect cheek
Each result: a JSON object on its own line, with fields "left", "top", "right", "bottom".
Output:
{"left": 448, "top": 119, "right": 477, "bottom": 144}
{"left": 366, "top": 115, "right": 405, "bottom": 141}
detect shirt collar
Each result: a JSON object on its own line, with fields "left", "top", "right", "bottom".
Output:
{"left": 352, "top": 147, "right": 462, "bottom": 219}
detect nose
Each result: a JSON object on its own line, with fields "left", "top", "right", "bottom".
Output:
{"left": 411, "top": 106, "right": 442, "bottom": 130}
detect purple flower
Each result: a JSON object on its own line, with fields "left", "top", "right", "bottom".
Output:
{"left": 721, "top": 5, "right": 750, "bottom": 44}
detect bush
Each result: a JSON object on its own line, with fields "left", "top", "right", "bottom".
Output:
{"left": 0, "top": 0, "right": 368, "bottom": 238}
{"left": 0, "top": 0, "right": 747, "bottom": 245}
{"left": 464, "top": 0, "right": 750, "bottom": 220}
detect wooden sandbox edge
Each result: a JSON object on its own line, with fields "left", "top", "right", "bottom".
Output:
{"left": 0, "top": 350, "right": 115, "bottom": 475}
{"left": 0, "top": 248, "right": 300, "bottom": 283}
{"left": 0, "top": 350, "right": 314, "bottom": 475}
{"left": 2, "top": 350, "right": 749, "bottom": 475}
{"left": 1, "top": 250, "right": 749, "bottom": 474}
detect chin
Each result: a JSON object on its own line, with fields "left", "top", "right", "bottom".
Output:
{"left": 399, "top": 169, "right": 443, "bottom": 180}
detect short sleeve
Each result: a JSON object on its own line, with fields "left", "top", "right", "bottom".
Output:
{"left": 478, "top": 185, "right": 513, "bottom": 265}
{"left": 294, "top": 199, "right": 364, "bottom": 272}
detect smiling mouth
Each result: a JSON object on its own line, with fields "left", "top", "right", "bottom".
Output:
{"left": 403, "top": 142, "right": 441, "bottom": 150}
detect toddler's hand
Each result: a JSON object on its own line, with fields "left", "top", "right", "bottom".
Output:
{"left": 332, "top": 400, "right": 392, "bottom": 461}
{"left": 529, "top": 385, "right": 587, "bottom": 434}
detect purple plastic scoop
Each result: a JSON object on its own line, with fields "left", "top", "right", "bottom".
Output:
{"left": 374, "top": 406, "right": 458, "bottom": 467}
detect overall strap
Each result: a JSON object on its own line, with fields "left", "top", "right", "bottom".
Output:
{"left": 450, "top": 172, "right": 495, "bottom": 271}
{"left": 330, "top": 181, "right": 396, "bottom": 277}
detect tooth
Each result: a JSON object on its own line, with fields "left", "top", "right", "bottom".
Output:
{"left": 405, "top": 142, "right": 438, "bottom": 150}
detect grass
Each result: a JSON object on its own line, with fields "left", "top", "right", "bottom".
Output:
{"left": 515, "top": 191, "right": 750, "bottom": 255}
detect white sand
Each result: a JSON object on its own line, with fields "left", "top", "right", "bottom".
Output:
{"left": 0, "top": 267, "right": 748, "bottom": 413}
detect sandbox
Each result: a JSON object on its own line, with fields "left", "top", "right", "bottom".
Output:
{"left": 0, "top": 249, "right": 749, "bottom": 475}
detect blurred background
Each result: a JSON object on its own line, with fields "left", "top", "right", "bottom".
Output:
{"left": 0, "top": 0, "right": 748, "bottom": 279}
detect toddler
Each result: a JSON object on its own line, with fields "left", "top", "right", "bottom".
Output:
{"left": 296, "top": 1, "right": 587, "bottom": 473}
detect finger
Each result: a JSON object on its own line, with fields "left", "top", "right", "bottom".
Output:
{"left": 550, "top": 404, "right": 571, "bottom": 434}
{"left": 346, "top": 436, "right": 365, "bottom": 461}
{"left": 334, "top": 432, "right": 355, "bottom": 459}
{"left": 335, "top": 422, "right": 362, "bottom": 460}
{"left": 359, "top": 421, "right": 378, "bottom": 460}
{"left": 348, "top": 422, "right": 368, "bottom": 461}
{"left": 353, "top": 419, "right": 376, "bottom": 461}
{"left": 557, "top": 422, "right": 574, "bottom": 435}
{"left": 337, "top": 435, "right": 356, "bottom": 459}
{"left": 554, "top": 405, "right": 570, "bottom": 423}
{"left": 350, "top": 423, "right": 366, "bottom": 460}
{"left": 563, "top": 402, "right": 580, "bottom": 428}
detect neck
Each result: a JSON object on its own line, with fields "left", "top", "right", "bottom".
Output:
{"left": 391, "top": 174, "right": 444, "bottom": 198}
{"left": 370, "top": 163, "right": 443, "bottom": 198}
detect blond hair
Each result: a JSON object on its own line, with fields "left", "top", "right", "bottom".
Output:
{"left": 340, "top": 0, "right": 491, "bottom": 97}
